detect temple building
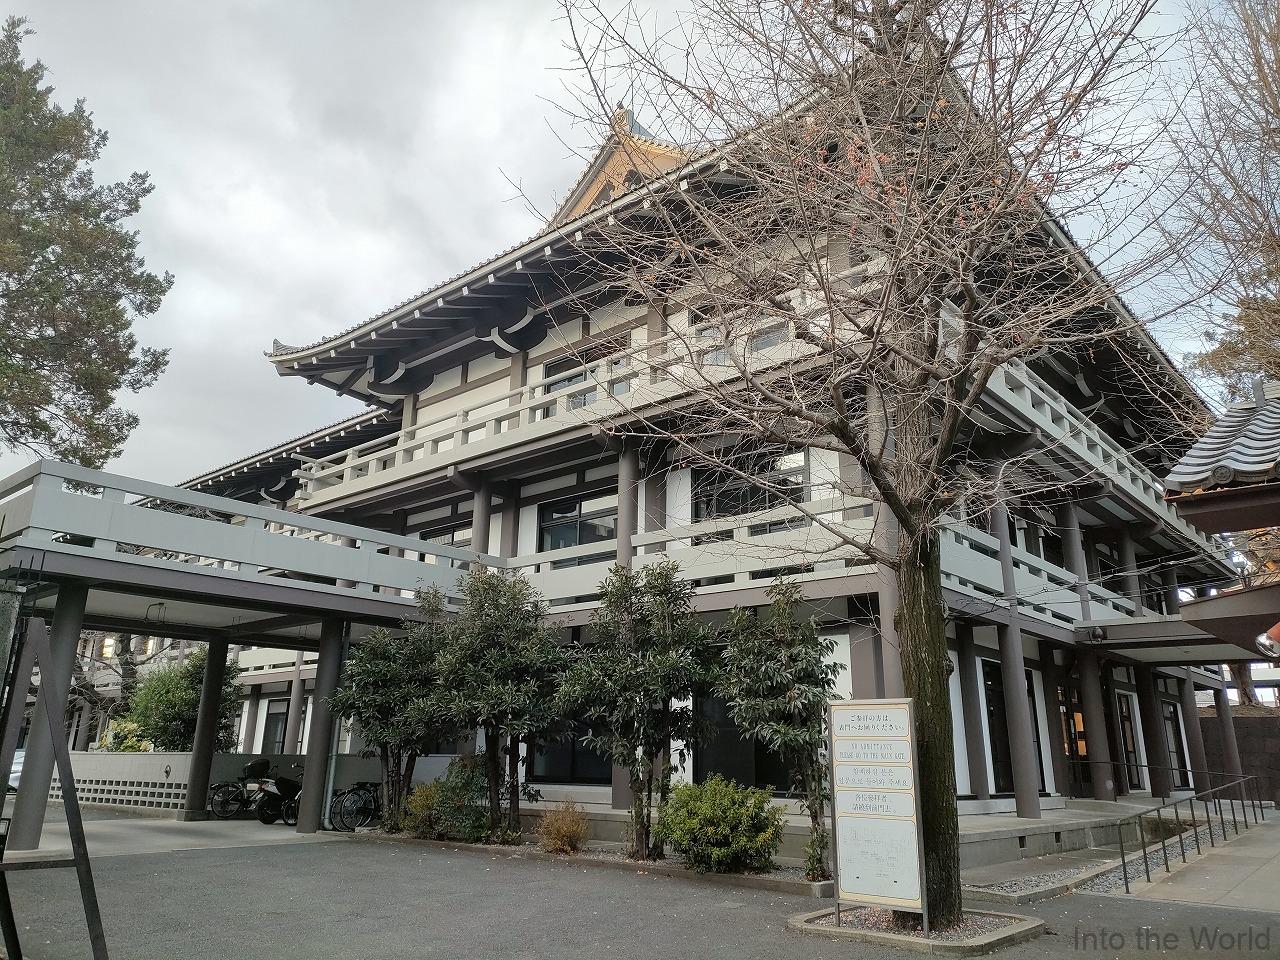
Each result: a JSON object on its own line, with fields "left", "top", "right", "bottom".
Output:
{"left": 168, "top": 106, "right": 1275, "bottom": 850}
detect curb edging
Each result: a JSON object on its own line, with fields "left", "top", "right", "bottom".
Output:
{"left": 787, "top": 906, "right": 1044, "bottom": 956}
{"left": 343, "top": 831, "right": 834, "bottom": 898}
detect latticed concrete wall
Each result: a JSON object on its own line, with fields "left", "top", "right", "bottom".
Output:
{"left": 49, "top": 751, "right": 191, "bottom": 811}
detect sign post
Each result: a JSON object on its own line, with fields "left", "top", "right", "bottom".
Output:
{"left": 827, "top": 697, "right": 929, "bottom": 935}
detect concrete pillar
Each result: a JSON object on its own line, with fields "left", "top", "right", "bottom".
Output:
{"left": 498, "top": 486, "right": 520, "bottom": 558}
{"left": 1134, "top": 666, "right": 1171, "bottom": 798}
{"left": 876, "top": 579, "right": 905, "bottom": 698}
{"left": 282, "top": 652, "right": 306, "bottom": 754}
{"left": 1213, "top": 686, "right": 1244, "bottom": 790}
{"left": 470, "top": 481, "right": 492, "bottom": 557}
{"left": 178, "top": 638, "right": 229, "bottom": 821}
{"left": 642, "top": 468, "right": 666, "bottom": 555}
{"left": 1038, "top": 640, "right": 1070, "bottom": 796}
{"left": 1180, "top": 670, "right": 1210, "bottom": 792}
{"left": 1077, "top": 649, "right": 1116, "bottom": 801}
{"left": 1162, "top": 568, "right": 1181, "bottom": 615}
{"left": 991, "top": 496, "right": 1042, "bottom": 818}
{"left": 240, "top": 687, "right": 261, "bottom": 753}
{"left": 1117, "top": 528, "right": 1144, "bottom": 615}
{"left": 9, "top": 583, "right": 88, "bottom": 850}
{"left": 616, "top": 446, "right": 639, "bottom": 568}
{"left": 956, "top": 625, "right": 990, "bottom": 801}
{"left": 1056, "top": 504, "right": 1092, "bottom": 619}
{"left": 297, "top": 619, "right": 345, "bottom": 834}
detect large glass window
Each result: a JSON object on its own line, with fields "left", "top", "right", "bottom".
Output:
{"left": 538, "top": 493, "right": 618, "bottom": 568}
{"left": 694, "top": 696, "right": 795, "bottom": 794}
{"left": 261, "top": 699, "right": 289, "bottom": 754}
{"left": 539, "top": 339, "right": 629, "bottom": 416}
{"left": 530, "top": 730, "right": 612, "bottom": 785}
{"left": 1161, "top": 701, "right": 1191, "bottom": 790}
{"left": 419, "top": 524, "right": 471, "bottom": 568}
{"left": 691, "top": 448, "right": 807, "bottom": 541}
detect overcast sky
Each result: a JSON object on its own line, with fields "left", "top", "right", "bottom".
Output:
{"left": 6, "top": 0, "right": 591, "bottom": 483}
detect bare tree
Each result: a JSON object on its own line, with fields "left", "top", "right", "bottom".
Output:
{"left": 1177, "top": 0, "right": 1280, "bottom": 400}
{"left": 539, "top": 0, "right": 1207, "bottom": 926}
{"left": 1176, "top": 1, "right": 1280, "bottom": 706}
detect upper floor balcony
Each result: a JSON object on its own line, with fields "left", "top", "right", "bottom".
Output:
{"left": 290, "top": 331, "right": 1223, "bottom": 580}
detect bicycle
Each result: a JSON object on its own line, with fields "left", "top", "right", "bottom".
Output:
{"left": 208, "top": 758, "right": 272, "bottom": 819}
{"left": 331, "top": 780, "right": 381, "bottom": 831}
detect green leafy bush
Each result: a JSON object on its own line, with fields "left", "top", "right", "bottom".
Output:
{"left": 403, "top": 758, "right": 489, "bottom": 842}
{"left": 656, "top": 775, "right": 784, "bottom": 873}
{"left": 536, "top": 801, "right": 589, "bottom": 854}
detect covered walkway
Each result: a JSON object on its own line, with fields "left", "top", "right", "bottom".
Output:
{"left": 0, "top": 459, "right": 486, "bottom": 850}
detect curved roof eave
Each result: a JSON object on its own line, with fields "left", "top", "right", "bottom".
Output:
{"left": 266, "top": 148, "right": 719, "bottom": 370}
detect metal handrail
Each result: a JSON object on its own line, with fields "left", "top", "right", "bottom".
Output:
{"left": 1065, "top": 759, "right": 1266, "bottom": 893}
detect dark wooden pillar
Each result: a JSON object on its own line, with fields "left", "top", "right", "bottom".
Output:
{"left": 179, "top": 637, "right": 230, "bottom": 821}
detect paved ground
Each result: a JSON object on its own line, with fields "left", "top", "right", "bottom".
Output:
{"left": 1135, "top": 817, "right": 1280, "bottom": 911}
{"left": 4, "top": 819, "right": 1278, "bottom": 959}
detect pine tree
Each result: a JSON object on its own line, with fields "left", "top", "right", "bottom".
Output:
{"left": 0, "top": 17, "right": 170, "bottom": 466}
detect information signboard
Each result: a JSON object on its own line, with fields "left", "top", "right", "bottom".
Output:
{"left": 827, "top": 697, "right": 927, "bottom": 926}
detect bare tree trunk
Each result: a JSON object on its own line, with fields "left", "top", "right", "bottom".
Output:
{"left": 483, "top": 725, "right": 503, "bottom": 834}
{"left": 894, "top": 532, "right": 962, "bottom": 928}
{"left": 1229, "top": 663, "right": 1266, "bottom": 708}
{"left": 506, "top": 735, "right": 522, "bottom": 836}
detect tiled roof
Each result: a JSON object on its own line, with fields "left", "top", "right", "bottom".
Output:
{"left": 181, "top": 407, "right": 396, "bottom": 489}
{"left": 1165, "top": 382, "right": 1280, "bottom": 492}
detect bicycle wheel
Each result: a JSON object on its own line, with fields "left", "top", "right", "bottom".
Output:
{"left": 329, "top": 789, "right": 351, "bottom": 831}
{"left": 337, "top": 786, "right": 377, "bottom": 830}
{"left": 209, "top": 783, "right": 244, "bottom": 819}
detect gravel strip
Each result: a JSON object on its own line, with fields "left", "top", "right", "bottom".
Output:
{"left": 1076, "top": 820, "right": 1235, "bottom": 893}
{"left": 968, "top": 863, "right": 1105, "bottom": 895}
{"left": 810, "top": 907, "right": 1019, "bottom": 941}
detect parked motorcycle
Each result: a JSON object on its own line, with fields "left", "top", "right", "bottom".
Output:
{"left": 256, "top": 762, "right": 303, "bottom": 825}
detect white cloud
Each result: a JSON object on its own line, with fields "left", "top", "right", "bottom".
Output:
{"left": 7, "top": 0, "right": 588, "bottom": 483}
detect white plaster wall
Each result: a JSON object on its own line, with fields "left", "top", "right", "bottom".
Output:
{"left": 949, "top": 648, "right": 971, "bottom": 796}
{"left": 1030, "top": 669, "right": 1056, "bottom": 795}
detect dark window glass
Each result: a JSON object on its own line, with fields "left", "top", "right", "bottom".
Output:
{"left": 538, "top": 493, "right": 618, "bottom": 568}
{"left": 982, "top": 662, "right": 1046, "bottom": 796}
{"left": 691, "top": 449, "right": 807, "bottom": 542}
{"left": 1117, "top": 695, "right": 1143, "bottom": 789}
{"left": 1161, "top": 702, "right": 1191, "bottom": 789}
{"left": 530, "top": 730, "right": 611, "bottom": 785}
{"left": 261, "top": 699, "right": 289, "bottom": 754}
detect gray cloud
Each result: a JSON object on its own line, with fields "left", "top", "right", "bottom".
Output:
{"left": 6, "top": 0, "right": 592, "bottom": 483}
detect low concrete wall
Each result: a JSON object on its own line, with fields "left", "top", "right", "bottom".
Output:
{"left": 50, "top": 752, "right": 192, "bottom": 812}
{"left": 1201, "top": 713, "right": 1280, "bottom": 805}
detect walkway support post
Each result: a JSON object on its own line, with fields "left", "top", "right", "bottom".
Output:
{"left": 990, "top": 495, "right": 1042, "bottom": 819}
{"left": 1077, "top": 648, "right": 1117, "bottom": 801}
{"left": 1134, "top": 665, "right": 1171, "bottom": 798}
{"left": 9, "top": 582, "right": 89, "bottom": 850}
{"left": 283, "top": 652, "right": 306, "bottom": 753}
{"left": 1180, "top": 669, "right": 1211, "bottom": 792}
{"left": 178, "top": 637, "right": 229, "bottom": 821}
{"left": 1214, "top": 686, "right": 1244, "bottom": 798}
{"left": 297, "top": 619, "right": 345, "bottom": 834}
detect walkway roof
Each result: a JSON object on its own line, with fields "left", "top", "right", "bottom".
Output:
{"left": 0, "top": 461, "right": 488, "bottom": 651}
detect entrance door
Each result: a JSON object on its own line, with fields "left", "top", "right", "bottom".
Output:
{"left": 1063, "top": 685, "right": 1091, "bottom": 797}
{"left": 1161, "top": 702, "right": 1191, "bottom": 789}
{"left": 981, "top": 662, "right": 1047, "bottom": 795}
{"left": 1116, "top": 694, "right": 1143, "bottom": 790}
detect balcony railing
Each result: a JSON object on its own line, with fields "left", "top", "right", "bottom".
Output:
{"left": 0, "top": 460, "right": 493, "bottom": 606}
